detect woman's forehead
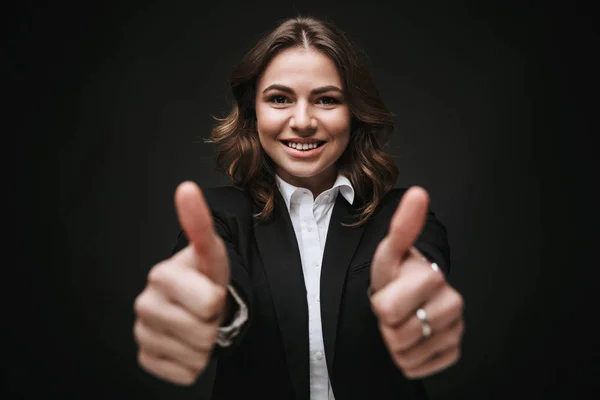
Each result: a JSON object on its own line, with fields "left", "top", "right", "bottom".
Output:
{"left": 257, "top": 47, "right": 343, "bottom": 91}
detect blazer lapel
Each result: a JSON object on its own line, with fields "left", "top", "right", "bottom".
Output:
{"left": 254, "top": 191, "right": 310, "bottom": 400}
{"left": 320, "top": 193, "right": 366, "bottom": 376}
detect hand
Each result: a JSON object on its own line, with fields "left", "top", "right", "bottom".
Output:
{"left": 370, "top": 187, "right": 464, "bottom": 379}
{"left": 133, "top": 181, "right": 230, "bottom": 385}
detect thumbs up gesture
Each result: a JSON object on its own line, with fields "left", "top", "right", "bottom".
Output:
{"left": 370, "top": 187, "right": 464, "bottom": 379}
{"left": 133, "top": 182, "right": 230, "bottom": 385}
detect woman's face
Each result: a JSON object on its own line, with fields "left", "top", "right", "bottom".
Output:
{"left": 255, "top": 47, "right": 351, "bottom": 192}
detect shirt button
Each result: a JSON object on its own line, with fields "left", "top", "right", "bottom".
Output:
{"left": 316, "top": 352, "right": 323, "bottom": 360}
{"left": 316, "top": 296, "right": 320, "bottom": 302}
{"left": 314, "top": 261, "right": 319, "bottom": 268}
{"left": 307, "top": 227, "right": 312, "bottom": 232}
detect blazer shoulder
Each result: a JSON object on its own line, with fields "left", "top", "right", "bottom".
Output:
{"left": 172, "top": 185, "right": 253, "bottom": 254}
{"left": 377, "top": 187, "right": 444, "bottom": 215}
{"left": 202, "top": 185, "right": 254, "bottom": 216}
{"left": 377, "top": 187, "right": 409, "bottom": 210}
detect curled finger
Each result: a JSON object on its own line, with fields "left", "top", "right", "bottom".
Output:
{"left": 134, "top": 320, "right": 211, "bottom": 371}
{"left": 138, "top": 350, "right": 199, "bottom": 386}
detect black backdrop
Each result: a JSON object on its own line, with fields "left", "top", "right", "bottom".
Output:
{"left": 6, "top": 1, "right": 598, "bottom": 399}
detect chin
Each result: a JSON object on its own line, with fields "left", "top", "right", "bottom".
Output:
{"left": 281, "top": 167, "right": 322, "bottom": 179}
{"left": 278, "top": 162, "right": 335, "bottom": 180}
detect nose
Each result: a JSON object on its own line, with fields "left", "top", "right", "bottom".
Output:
{"left": 289, "top": 103, "right": 317, "bottom": 133}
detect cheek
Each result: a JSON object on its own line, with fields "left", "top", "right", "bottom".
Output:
{"left": 256, "top": 106, "right": 286, "bottom": 139}
{"left": 321, "top": 110, "right": 351, "bottom": 143}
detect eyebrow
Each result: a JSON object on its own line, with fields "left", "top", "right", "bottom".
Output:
{"left": 262, "top": 84, "right": 344, "bottom": 96}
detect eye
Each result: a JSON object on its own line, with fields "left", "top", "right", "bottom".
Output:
{"left": 268, "top": 95, "right": 290, "bottom": 104}
{"left": 317, "top": 96, "right": 340, "bottom": 105}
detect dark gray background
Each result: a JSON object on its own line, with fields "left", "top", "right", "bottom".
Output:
{"left": 7, "top": 0, "right": 598, "bottom": 399}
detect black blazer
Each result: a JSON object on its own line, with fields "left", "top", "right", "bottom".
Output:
{"left": 172, "top": 185, "right": 451, "bottom": 400}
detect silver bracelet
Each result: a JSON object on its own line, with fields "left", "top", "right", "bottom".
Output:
{"left": 216, "top": 284, "right": 248, "bottom": 347}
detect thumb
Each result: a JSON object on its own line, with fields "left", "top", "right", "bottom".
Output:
{"left": 387, "top": 186, "right": 429, "bottom": 259}
{"left": 174, "top": 181, "right": 229, "bottom": 287}
{"left": 371, "top": 186, "right": 429, "bottom": 291}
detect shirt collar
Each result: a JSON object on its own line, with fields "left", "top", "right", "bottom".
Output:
{"left": 275, "top": 173, "right": 355, "bottom": 212}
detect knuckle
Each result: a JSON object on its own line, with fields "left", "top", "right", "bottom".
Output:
{"left": 133, "top": 294, "right": 143, "bottom": 314}
{"left": 449, "top": 347, "right": 461, "bottom": 365}
{"left": 378, "top": 303, "right": 395, "bottom": 322}
{"left": 133, "top": 293, "right": 152, "bottom": 318}
{"left": 148, "top": 262, "right": 171, "bottom": 286}
{"left": 394, "top": 352, "right": 410, "bottom": 368}
{"left": 133, "top": 321, "right": 144, "bottom": 343}
{"left": 454, "top": 292, "right": 465, "bottom": 313}
{"left": 169, "top": 371, "right": 195, "bottom": 386}
{"left": 380, "top": 324, "right": 395, "bottom": 346}
{"left": 447, "top": 291, "right": 464, "bottom": 317}
{"left": 374, "top": 296, "right": 396, "bottom": 322}
{"left": 447, "top": 330, "right": 461, "bottom": 348}
{"left": 426, "top": 268, "right": 445, "bottom": 288}
{"left": 183, "top": 369, "right": 200, "bottom": 385}
{"left": 137, "top": 351, "right": 151, "bottom": 369}
{"left": 175, "top": 369, "right": 197, "bottom": 386}
{"left": 205, "top": 285, "right": 226, "bottom": 315}
{"left": 403, "top": 368, "right": 419, "bottom": 379}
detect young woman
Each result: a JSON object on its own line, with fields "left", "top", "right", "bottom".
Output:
{"left": 133, "top": 16, "right": 465, "bottom": 400}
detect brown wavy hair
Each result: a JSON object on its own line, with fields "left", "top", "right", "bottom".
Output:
{"left": 206, "top": 16, "right": 399, "bottom": 227}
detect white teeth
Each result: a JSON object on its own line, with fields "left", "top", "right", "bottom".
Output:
{"left": 286, "top": 141, "right": 320, "bottom": 150}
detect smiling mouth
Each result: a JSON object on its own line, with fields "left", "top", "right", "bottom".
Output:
{"left": 282, "top": 140, "right": 326, "bottom": 151}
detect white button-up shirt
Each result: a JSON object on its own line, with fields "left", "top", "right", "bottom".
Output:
{"left": 275, "top": 174, "right": 355, "bottom": 400}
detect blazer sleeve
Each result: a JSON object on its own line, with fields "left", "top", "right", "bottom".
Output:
{"left": 413, "top": 207, "right": 452, "bottom": 276}
{"left": 171, "top": 191, "right": 254, "bottom": 359}
{"left": 385, "top": 188, "right": 452, "bottom": 276}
